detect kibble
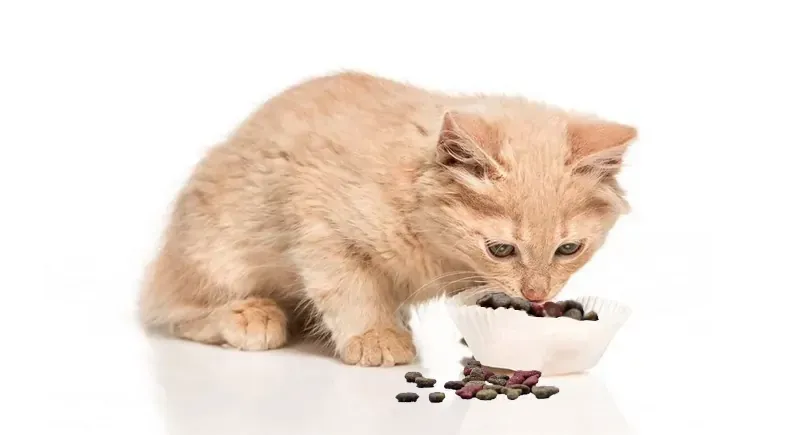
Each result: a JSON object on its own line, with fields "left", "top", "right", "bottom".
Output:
{"left": 396, "top": 392, "right": 419, "bottom": 402}
{"left": 487, "top": 376, "right": 508, "bottom": 386}
{"left": 563, "top": 308, "right": 583, "bottom": 320}
{"left": 561, "top": 300, "right": 585, "bottom": 315}
{"left": 444, "top": 380, "right": 464, "bottom": 390}
{"left": 543, "top": 301, "right": 564, "bottom": 317}
{"left": 529, "top": 303, "right": 546, "bottom": 317}
{"left": 429, "top": 392, "right": 445, "bottom": 403}
{"left": 476, "top": 293, "right": 513, "bottom": 309}
{"left": 404, "top": 371, "right": 423, "bottom": 383}
{"left": 483, "top": 384, "right": 504, "bottom": 393}
{"left": 530, "top": 386, "right": 560, "bottom": 399}
{"left": 464, "top": 374, "right": 486, "bottom": 383}
{"left": 505, "top": 388, "right": 521, "bottom": 400}
{"left": 583, "top": 311, "right": 599, "bottom": 321}
{"left": 507, "top": 384, "right": 531, "bottom": 395}
{"left": 510, "top": 297, "right": 532, "bottom": 312}
{"left": 522, "top": 374, "right": 541, "bottom": 387}
{"left": 455, "top": 382, "right": 484, "bottom": 399}
{"left": 398, "top": 364, "right": 558, "bottom": 403}
{"left": 476, "top": 389, "right": 498, "bottom": 400}
{"left": 507, "top": 370, "right": 540, "bottom": 386}
{"left": 473, "top": 293, "right": 597, "bottom": 321}
{"left": 415, "top": 377, "right": 436, "bottom": 388}
{"left": 469, "top": 368, "right": 485, "bottom": 379}
{"left": 463, "top": 357, "right": 482, "bottom": 368}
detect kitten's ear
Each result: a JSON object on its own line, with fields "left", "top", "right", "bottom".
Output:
{"left": 436, "top": 111, "right": 503, "bottom": 178}
{"left": 567, "top": 120, "right": 637, "bottom": 177}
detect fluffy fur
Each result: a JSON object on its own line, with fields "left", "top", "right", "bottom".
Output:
{"left": 139, "top": 71, "right": 637, "bottom": 366}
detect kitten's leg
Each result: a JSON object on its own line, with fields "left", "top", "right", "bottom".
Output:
{"left": 172, "top": 298, "right": 288, "bottom": 350}
{"left": 301, "top": 259, "right": 416, "bottom": 366}
{"left": 140, "top": 245, "right": 289, "bottom": 351}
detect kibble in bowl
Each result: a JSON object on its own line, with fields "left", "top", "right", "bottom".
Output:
{"left": 447, "top": 294, "right": 631, "bottom": 375}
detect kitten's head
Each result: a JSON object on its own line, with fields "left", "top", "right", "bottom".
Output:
{"left": 421, "top": 102, "right": 637, "bottom": 301}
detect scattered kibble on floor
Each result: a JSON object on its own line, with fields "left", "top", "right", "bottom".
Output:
{"left": 475, "top": 292, "right": 600, "bottom": 321}
{"left": 530, "top": 386, "right": 560, "bottom": 399}
{"left": 404, "top": 371, "right": 422, "bottom": 382}
{"left": 397, "top": 360, "right": 558, "bottom": 403}
{"left": 415, "top": 377, "right": 436, "bottom": 388}
{"left": 428, "top": 392, "right": 445, "bottom": 403}
{"left": 396, "top": 392, "right": 419, "bottom": 402}
{"left": 444, "top": 380, "right": 464, "bottom": 390}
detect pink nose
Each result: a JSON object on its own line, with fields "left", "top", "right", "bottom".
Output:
{"left": 522, "top": 289, "right": 547, "bottom": 302}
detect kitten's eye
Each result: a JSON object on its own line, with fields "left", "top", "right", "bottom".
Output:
{"left": 555, "top": 242, "right": 583, "bottom": 256}
{"left": 488, "top": 243, "right": 516, "bottom": 258}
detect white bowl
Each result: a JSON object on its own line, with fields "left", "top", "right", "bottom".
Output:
{"left": 446, "top": 294, "right": 631, "bottom": 375}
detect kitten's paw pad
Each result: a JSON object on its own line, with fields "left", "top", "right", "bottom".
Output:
{"left": 341, "top": 328, "right": 416, "bottom": 367}
{"left": 219, "top": 298, "right": 288, "bottom": 351}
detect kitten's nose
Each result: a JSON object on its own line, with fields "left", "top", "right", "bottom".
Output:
{"left": 522, "top": 289, "right": 547, "bottom": 302}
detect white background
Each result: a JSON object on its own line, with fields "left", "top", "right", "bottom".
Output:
{"left": 1, "top": 1, "right": 796, "bottom": 434}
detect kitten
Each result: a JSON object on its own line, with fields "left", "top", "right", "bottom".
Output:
{"left": 139, "top": 71, "right": 637, "bottom": 366}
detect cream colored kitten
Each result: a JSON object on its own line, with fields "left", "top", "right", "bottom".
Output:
{"left": 139, "top": 71, "right": 637, "bottom": 366}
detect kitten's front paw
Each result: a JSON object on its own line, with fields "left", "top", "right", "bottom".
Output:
{"left": 341, "top": 328, "right": 416, "bottom": 367}
{"left": 219, "top": 298, "right": 288, "bottom": 351}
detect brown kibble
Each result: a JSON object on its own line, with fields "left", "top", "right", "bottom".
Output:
{"left": 476, "top": 389, "right": 498, "bottom": 400}
{"left": 529, "top": 303, "right": 546, "bottom": 317}
{"left": 563, "top": 308, "right": 582, "bottom": 320}
{"left": 396, "top": 392, "right": 419, "bottom": 402}
{"left": 530, "top": 386, "right": 560, "bottom": 399}
{"left": 476, "top": 292, "right": 512, "bottom": 309}
{"left": 487, "top": 376, "right": 508, "bottom": 386}
{"left": 561, "top": 300, "right": 585, "bottom": 315}
{"left": 507, "top": 384, "right": 531, "bottom": 395}
{"left": 428, "top": 392, "right": 445, "bottom": 403}
{"left": 464, "top": 374, "right": 486, "bottom": 383}
{"left": 415, "top": 377, "right": 436, "bottom": 388}
{"left": 483, "top": 384, "right": 504, "bottom": 393}
{"left": 543, "top": 301, "right": 563, "bottom": 317}
{"left": 469, "top": 368, "right": 485, "bottom": 379}
{"left": 463, "top": 357, "right": 482, "bottom": 368}
{"left": 505, "top": 388, "right": 521, "bottom": 400}
{"left": 583, "top": 311, "right": 599, "bottom": 321}
{"left": 404, "top": 371, "right": 423, "bottom": 382}
{"left": 510, "top": 297, "right": 532, "bottom": 312}
{"left": 444, "top": 380, "right": 464, "bottom": 390}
